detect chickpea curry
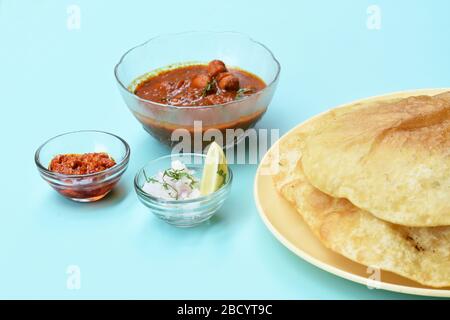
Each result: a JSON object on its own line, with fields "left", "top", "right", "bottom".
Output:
{"left": 134, "top": 60, "right": 266, "bottom": 106}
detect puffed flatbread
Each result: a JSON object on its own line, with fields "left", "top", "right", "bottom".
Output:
{"left": 301, "top": 93, "right": 450, "bottom": 226}
{"left": 271, "top": 126, "right": 450, "bottom": 288}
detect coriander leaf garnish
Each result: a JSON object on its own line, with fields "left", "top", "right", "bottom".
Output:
{"left": 162, "top": 168, "right": 199, "bottom": 199}
{"left": 163, "top": 168, "right": 197, "bottom": 188}
{"left": 235, "top": 88, "right": 253, "bottom": 100}
{"left": 202, "top": 79, "right": 216, "bottom": 98}
{"left": 143, "top": 170, "right": 150, "bottom": 182}
{"left": 160, "top": 178, "right": 179, "bottom": 200}
{"left": 143, "top": 164, "right": 200, "bottom": 201}
{"left": 217, "top": 169, "right": 227, "bottom": 180}
{"left": 144, "top": 170, "right": 159, "bottom": 184}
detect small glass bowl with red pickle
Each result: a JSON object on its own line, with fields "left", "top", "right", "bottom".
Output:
{"left": 114, "top": 31, "right": 280, "bottom": 148}
{"left": 35, "top": 130, "right": 130, "bottom": 202}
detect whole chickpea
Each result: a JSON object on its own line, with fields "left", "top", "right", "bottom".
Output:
{"left": 215, "top": 72, "right": 231, "bottom": 82}
{"left": 208, "top": 60, "right": 227, "bottom": 77}
{"left": 217, "top": 72, "right": 240, "bottom": 91}
{"left": 191, "top": 74, "right": 211, "bottom": 89}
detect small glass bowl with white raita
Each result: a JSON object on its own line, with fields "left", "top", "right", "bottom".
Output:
{"left": 134, "top": 143, "right": 232, "bottom": 227}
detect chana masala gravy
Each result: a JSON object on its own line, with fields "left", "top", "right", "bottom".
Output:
{"left": 132, "top": 60, "right": 268, "bottom": 146}
{"left": 49, "top": 153, "right": 116, "bottom": 175}
{"left": 134, "top": 60, "right": 266, "bottom": 106}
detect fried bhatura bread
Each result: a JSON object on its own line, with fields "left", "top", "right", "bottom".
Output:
{"left": 271, "top": 127, "right": 450, "bottom": 288}
{"left": 301, "top": 92, "right": 450, "bottom": 227}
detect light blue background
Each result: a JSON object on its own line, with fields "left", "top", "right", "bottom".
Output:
{"left": 0, "top": 0, "right": 449, "bottom": 299}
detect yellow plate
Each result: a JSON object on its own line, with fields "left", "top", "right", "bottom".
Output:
{"left": 254, "top": 88, "right": 450, "bottom": 298}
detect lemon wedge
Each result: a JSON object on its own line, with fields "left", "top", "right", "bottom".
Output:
{"left": 200, "top": 142, "right": 228, "bottom": 196}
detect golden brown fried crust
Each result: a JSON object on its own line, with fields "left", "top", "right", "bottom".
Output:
{"left": 301, "top": 92, "right": 450, "bottom": 226}
{"left": 271, "top": 123, "right": 450, "bottom": 288}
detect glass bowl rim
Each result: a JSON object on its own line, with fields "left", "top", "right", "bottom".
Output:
{"left": 114, "top": 30, "right": 281, "bottom": 110}
{"left": 34, "top": 130, "right": 131, "bottom": 179}
{"left": 134, "top": 153, "right": 233, "bottom": 205}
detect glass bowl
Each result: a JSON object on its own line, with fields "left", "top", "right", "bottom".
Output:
{"left": 35, "top": 130, "right": 130, "bottom": 202}
{"left": 114, "top": 31, "right": 280, "bottom": 149}
{"left": 134, "top": 153, "right": 232, "bottom": 227}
